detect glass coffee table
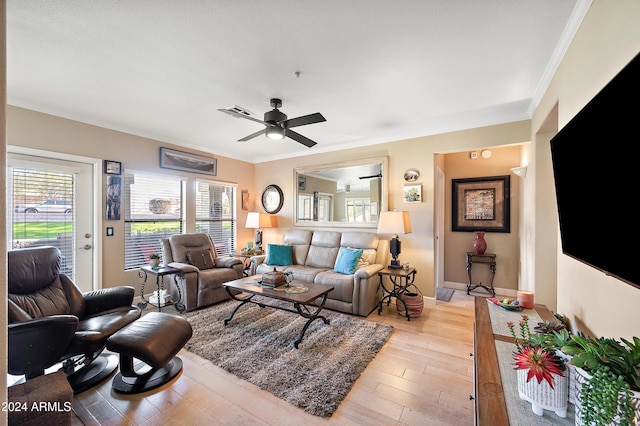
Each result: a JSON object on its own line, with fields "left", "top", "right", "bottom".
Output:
{"left": 223, "top": 275, "right": 334, "bottom": 348}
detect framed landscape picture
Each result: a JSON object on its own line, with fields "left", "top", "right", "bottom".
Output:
{"left": 160, "top": 147, "right": 217, "bottom": 176}
{"left": 452, "top": 175, "right": 510, "bottom": 232}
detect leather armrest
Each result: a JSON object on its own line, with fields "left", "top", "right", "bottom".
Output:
{"left": 354, "top": 263, "right": 384, "bottom": 278}
{"left": 169, "top": 262, "right": 199, "bottom": 274}
{"left": 215, "top": 256, "right": 242, "bottom": 268}
{"left": 250, "top": 255, "right": 266, "bottom": 266}
{"left": 8, "top": 315, "right": 79, "bottom": 377}
{"left": 83, "top": 286, "right": 135, "bottom": 316}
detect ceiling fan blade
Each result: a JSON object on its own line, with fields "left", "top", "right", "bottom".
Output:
{"left": 238, "top": 128, "right": 265, "bottom": 141}
{"left": 218, "top": 108, "right": 267, "bottom": 126}
{"left": 287, "top": 129, "right": 317, "bottom": 147}
{"left": 359, "top": 173, "right": 382, "bottom": 179}
{"left": 282, "top": 112, "right": 326, "bottom": 129}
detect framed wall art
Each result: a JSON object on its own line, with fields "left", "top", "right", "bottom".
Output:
{"left": 105, "top": 175, "right": 122, "bottom": 220}
{"left": 452, "top": 175, "right": 510, "bottom": 232}
{"left": 159, "top": 147, "right": 217, "bottom": 176}
{"left": 241, "top": 190, "right": 250, "bottom": 211}
{"left": 403, "top": 184, "right": 422, "bottom": 203}
{"left": 104, "top": 160, "right": 122, "bottom": 175}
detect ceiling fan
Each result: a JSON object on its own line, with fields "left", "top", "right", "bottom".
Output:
{"left": 218, "top": 98, "right": 326, "bottom": 147}
{"left": 359, "top": 173, "right": 383, "bottom": 179}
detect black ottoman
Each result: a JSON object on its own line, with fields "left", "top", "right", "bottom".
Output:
{"left": 106, "top": 312, "right": 193, "bottom": 394}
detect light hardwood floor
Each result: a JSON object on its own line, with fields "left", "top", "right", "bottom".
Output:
{"left": 72, "top": 290, "right": 477, "bottom": 425}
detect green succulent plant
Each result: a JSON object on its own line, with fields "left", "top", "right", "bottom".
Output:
{"left": 561, "top": 334, "right": 640, "bottom": 425}
{"left": 534, "top": 320, "right": 567, "bottom": 335}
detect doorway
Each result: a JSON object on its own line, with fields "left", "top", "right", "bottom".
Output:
{"left": 7, "top": 152, "right": 97, "bottom": 292}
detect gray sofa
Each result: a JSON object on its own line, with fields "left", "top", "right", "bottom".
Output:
{"left": 250, "top": 229, "right": 388, "bottom": 316}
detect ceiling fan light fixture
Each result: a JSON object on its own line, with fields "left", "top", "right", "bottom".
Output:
{"left": 265, "top": 126, "right": 285, "bottom": 140}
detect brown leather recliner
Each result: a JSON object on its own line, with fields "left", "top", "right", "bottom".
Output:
{"left": 161, "top": 233, "right": 243, "bottom": 311}
{"left": 8, "top": 246, "right": 142, "bottom": 393}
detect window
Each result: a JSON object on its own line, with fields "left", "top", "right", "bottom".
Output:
{"left": 297, "top": 192, "right": 333, "bottom": 221}
{"left": 124, "top": 172, "right": 184, "bottom": 270}
{"left": 345, "top": 198, "right": 372, "bottom": 223}
{"left": 195, "top": 180, "right": 236, "bottom": 255}
{"left": 9, "top": 166, "right": 75, "bottom": 277}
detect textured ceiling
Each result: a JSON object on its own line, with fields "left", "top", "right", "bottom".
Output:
{"left": 6, "top": 1, "right": 588, "bottom": 163}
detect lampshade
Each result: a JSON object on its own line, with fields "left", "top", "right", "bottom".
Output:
{"left": 245, "top": 212, "right": 274, "bottom": 251}
{"left": 377, "top": 211, "right": 412, "bottom": 236}
{"left": 377, "top": 211, "right": 412, "bottom": 269}
{"left": 245, "top": 212, "right": 274, "bottom": 229}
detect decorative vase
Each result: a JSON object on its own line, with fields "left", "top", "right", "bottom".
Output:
{"left": 517, "top": 368, "right": 568, "bottom": 418}
{"left": 396, "top": 288, "right": 424, "bottom": 318}
{"left": 150, "top": 258, "right": 161, "bottom": 268}
{"left": 473, "top": 231, "right": 487, "bottom": 255}
{"left": 574, "top": 367, "right": 640, "bottom": 425}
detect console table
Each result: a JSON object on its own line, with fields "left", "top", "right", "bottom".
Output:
{"left": 466, "top": 252, "right": 496, "bottom": 296}
{"left": 473, "top": 297, "right": 574, "bottom": 425}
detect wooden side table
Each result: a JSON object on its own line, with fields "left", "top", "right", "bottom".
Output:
{"left": 377, "top": 267, "right": 417, "bottom": 321}
{"left": 465, "top": 252, "right": 496, "bottom": 296}
{"left": 138, "top": 265, "right": 185, "bottom": 313}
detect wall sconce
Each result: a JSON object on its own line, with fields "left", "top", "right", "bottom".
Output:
{"left": 510, "top": 166, "right": 527, "bottom": 178}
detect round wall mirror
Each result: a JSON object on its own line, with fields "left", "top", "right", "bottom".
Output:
{"left": 261, "top": 184, "right": 284, "bottom": 214}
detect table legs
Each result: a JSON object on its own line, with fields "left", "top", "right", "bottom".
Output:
{"left": 377, "top": 272, "right": 417, "bottom": 321}
{"left": 223, "top": 287, "right": 330, "bottom": 349}
{"left": 137, "top": 269, "right": 185, "bottom": 313}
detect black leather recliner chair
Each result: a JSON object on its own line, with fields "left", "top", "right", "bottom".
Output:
{"left": 8, "top": 246, "right": 142, "bottom": 393}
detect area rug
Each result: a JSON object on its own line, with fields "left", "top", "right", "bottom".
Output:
{"left": 436, "top": 287, "right": 454, "bottom": 302}
{"left": 183, "top": 299, "right": 394, "bottom": 417}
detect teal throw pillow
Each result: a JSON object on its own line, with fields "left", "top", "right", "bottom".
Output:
{"left": 266, "top": 244, "right": 293, "bottom": 266}
{"left": 334, "top": 247, "right": 364, "bottom": 275}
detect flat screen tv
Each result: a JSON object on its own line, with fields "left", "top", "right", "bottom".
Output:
{"left": 550, "top": 51, "right": 640, "bottom": 290}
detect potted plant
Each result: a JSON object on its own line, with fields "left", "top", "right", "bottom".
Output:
{"left": 507, "top": 315, "right": 568, "bottom": 417}
{"left": 149, "top": 253, "right": 161, "bottom": 268}
{"left": 561, "top": 334, "right": 640, "bottom": 425}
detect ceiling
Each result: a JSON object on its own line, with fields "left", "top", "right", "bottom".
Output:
{"left": 6, "top": 1, "right": 588, "bottom": 164}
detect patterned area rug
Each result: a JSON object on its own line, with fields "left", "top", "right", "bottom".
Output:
{"left": 184, "top": 298, "right": 394, "bottom": 417}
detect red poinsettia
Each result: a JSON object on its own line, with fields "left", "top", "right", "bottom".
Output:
{"left": 508, "top": 315, "right": 566, "bottom": 389}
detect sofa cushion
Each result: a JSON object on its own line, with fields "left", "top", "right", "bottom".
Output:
{"left": 283, "top": 229, "right": 312, "bottom": 265}
{"left": 357, "top": 249, "right": 377, "bottom": 269}
{"left": 334, "top": 247, "right": 364, "bottom": 274}
{"left": 186, "top": 248, "right": 215, "bottom": 270}
{"left": 306, "top": 245, "right": 340, "bottom": 269}
{"left": 266, "top": 244, "right": 293, "bottom": 266}
{"left": 314, "top": 271, "right": 355, "bottom": 303}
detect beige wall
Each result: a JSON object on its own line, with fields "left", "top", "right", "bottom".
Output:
{"left": 442, "top": 146, "right": 523, "bottom": 291}
{"left": 254, "top": 121, "right": 530, "bottom": 298}
{"left": 7, "top": 106, "right": 256, "bottom": 294}
{"left": 531, "top": 1, "right": 640, "bottom": 339}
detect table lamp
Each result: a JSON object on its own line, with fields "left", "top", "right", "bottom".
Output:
{"left": 377, "top": 211, "right": 412, "bottom": 269}
{"left": 245, "top": 212, "right": 274, "bottom": 251}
